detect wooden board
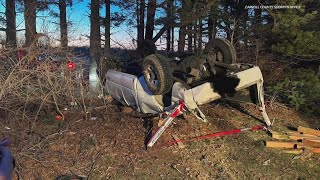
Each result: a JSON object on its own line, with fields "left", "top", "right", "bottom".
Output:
{"left": 266, "top": 141, "right": 304, "bottom": 149}
{"left": 282, "top": 149, "right": 304, "bottom": 154}
{"left": 172, "top": 135, "right": 185, "bottom": 149}
{"left": 293, "top": 149, "right": 313, "bottom": 159}
{"left": 283, "top": 148, "right": 320, "bottom": 154}
{"left": 271, "top": 132, "right": 320, "bottom": 141}
{"left": 285, "top": 130, "right": 318, "bottom": 136}
{"left": 302, "top": 139, "right": 320, "bottom": 148}
{"left": 311, "top": 148, "right": 320, "bottom": 153}
{"left": 298, "top": 126, "right": 320, "bottom": 136}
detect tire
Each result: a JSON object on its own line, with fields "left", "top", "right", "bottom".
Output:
{"left": 204, "top": 38, "right": 236, "bottom": 64}
{"left": 143, "top": 54, "right": 173, "bottom": 95}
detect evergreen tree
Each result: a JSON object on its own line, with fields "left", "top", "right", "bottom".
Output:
{"left": 270, "top": 0, "right": 320, "bottom": 58}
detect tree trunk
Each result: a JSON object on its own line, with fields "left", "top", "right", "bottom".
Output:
{"left": 198, "top": 18, "right": 202, "bottom": 49}
{"left": 6, "top": 0, "right": 17, "bottom": 47}
{"left": 166, "top": 28, "right": 171, "bottom": 52}
{"left": 136, "top": 0, "right": 145, "bottom": 42}
{"left": 136, "top": 0, "right": 140, "bottom": 41}
{"left": 208, "top": 17, "right": 213, "bottom": 41}
{"left": 193, "top": 22, "right": 197, "bottom": 51}
{"left": 208, "top": 6, "right": 215, "bottom": 41}
{"left": 230, "top": 16, "right": 237, "bottom": 45}
{"left": 171, "top": 27, "right": 174, "bottom": 51}
{"left": 208, "top": 18, "right": 217, "bottom": 40}
{"left": 187, "top": 25, "right": 192, "bottom": 52}
{"left": 165, "top": 0, "right": 173, "bottom": 52}
{"left": 178, "top": 27, "right": 186, "bottom": 54}
{"left": 105, "top": 0, "right": 111, "bottom": 54}
{"left": 145, "top": 0, "right": 156, "bottom": 40}
{"left": 254, "top": 8, "right": 262, "bottom": 39}
{"left": 90, "top": 0, "right": 101, "bottom": 79}
{"left": 59, "top": 0, "right": 68, "bottom": 48}
{"left": 24, "top": 0, "right": 37, "bottom": 47}
{"left": 177, "top": 0, "right": 186, "bottom": 54}
{"left": 243, "top": 10, "right": 248, "bottom": 46}
{"left": 152, "top": 1, "right": 216, "bottom": 43}
{"left": 98, "top": 0, "right": 111, "bottom": 83}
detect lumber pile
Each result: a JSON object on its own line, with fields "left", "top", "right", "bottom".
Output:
{"left": 266, "top": 126, "right": 320, "bottom": 159}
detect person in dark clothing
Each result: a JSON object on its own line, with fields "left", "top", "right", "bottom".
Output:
{"left": 0, "top": 139, "right": 13, "bottom": 180}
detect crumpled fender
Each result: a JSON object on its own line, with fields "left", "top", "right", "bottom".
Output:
{"left": 105, "top": 70, "right": 163, "bottom": 114}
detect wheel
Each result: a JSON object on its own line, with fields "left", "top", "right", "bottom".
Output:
{"left": 204, "top": 38, "right": 236, "bottom": 64}
{"left": 137, "top": 40, "right": 157, "bottom": 58}
{"left": 142, "top": 54, "right": 173, "bottom": 95}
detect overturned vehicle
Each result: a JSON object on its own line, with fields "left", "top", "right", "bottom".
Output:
{"left": 105, "top": 39, "right": 271, "bottom": 146}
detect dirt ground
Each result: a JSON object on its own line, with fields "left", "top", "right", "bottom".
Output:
{"left": 1, "top": 99, "right": 320, "bottom": 180}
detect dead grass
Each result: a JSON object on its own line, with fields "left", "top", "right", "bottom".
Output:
{"left": 1, "top": 99, "right": 319, "bottom": 179}
{"left": 0, "top": 46, "right": 106, "bottom": 179}
{"left": 0, "top": 46, "right": 91, "bottom": 124}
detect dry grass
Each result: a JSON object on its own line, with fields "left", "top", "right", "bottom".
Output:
{"left": 0, "top": 46, "right": 92, "bottom": 130}
{"left": 0, "top": 46, "right": 105, "bottom": 179}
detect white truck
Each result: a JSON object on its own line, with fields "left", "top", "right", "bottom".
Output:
{"left": 105, "top": 39, "right": 271, "bottom": 146}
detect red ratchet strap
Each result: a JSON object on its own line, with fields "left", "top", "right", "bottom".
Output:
{"left": 147, "top": 100, "right": 185, "bottom": 147}
{"left": 164, "top": 125, "right": 266, "bottom": 147}
{"left": 170, "top": 100, "right": 185, "bottom": 118}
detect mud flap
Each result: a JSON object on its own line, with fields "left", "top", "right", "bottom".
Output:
{"left": 257, "top": 81, "right": 272, "bottom": 126}
{"left": 190, "top": 108, "right": 207, "bottom": 122}
{"left": 171, "top": 82, "right": 208, "bottom": 122}
{"left": 225, "top": 75, "right": 272, "bottom": 126}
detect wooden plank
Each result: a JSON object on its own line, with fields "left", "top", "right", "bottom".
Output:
{"left": 283, "top": 148, "right": 320, "bottom": 154}
{"left": 285, "top": 130, "right": 319, "bottom": 137}
{"left": 302, "top": 139, "right": 320, "bottom": 148}
{"left": 172, "top": 135, "right": 185, "bottom": 149}
{"left": 293, "top": 149, "right": 313, "bottom": 159}
{"left": 298, "top": 126, "right": 320, "bottom": 136}
{"left": 271, "top": 132, "right": 320, "bottom": 141}
{"left": 287, "top": 131, "right": 317, "bottom": 137}
{"left": 282, "top": 149, "right": 304, "bottom": 154}
{"left": 266, "top": 141, "right": 304, "bottom": 149}
{"left": 312, "top": 148, "right": 320, "bottom": 153}
{"left": 270, "top": 130, "right": 316, "bottom": 137}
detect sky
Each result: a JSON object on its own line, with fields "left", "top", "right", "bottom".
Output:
{"left": 0, "top": 0, "right": 221, "bottom": 50}
{"left": 0, "top": 0, "right": 143, "bottom": 48}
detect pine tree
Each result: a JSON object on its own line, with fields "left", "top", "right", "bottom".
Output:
{"left": 270, "top": 0, "right": 320, "bottom": 58}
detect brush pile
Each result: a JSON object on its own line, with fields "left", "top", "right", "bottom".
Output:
{"left": 0, "top": 47, "right": 88, "bottom": 122}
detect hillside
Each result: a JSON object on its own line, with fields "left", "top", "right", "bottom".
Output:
{"left": 1, "top": 98, "right": 319, "bottom": 179}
